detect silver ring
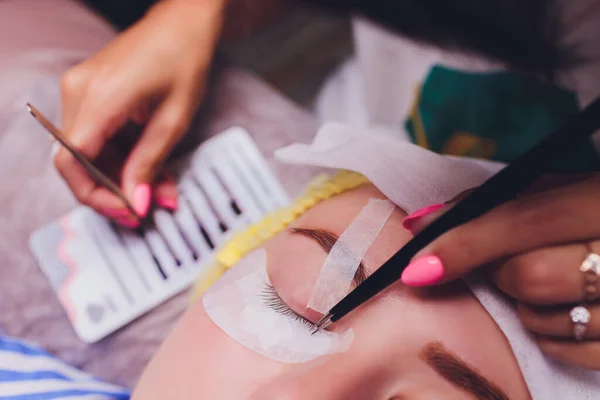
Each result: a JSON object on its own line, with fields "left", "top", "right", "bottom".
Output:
{"left": 570, "top": 305, "right": 591, "bottom": 341}
{"left": 580, "top": 253, "right": 600, "bottom": 301}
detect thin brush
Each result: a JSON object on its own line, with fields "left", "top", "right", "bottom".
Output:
{"left": 27, "top": 103, "right": 139, "bottom": 220}
{"left": 312, "top": 96, "right": 600, "bottom": 334}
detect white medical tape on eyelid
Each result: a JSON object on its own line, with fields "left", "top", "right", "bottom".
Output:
{"left": 307, "top": 198, "right": 396, "bottom": 314}
{"left": 203, "top": 249, "right": 354, "bottom": 364}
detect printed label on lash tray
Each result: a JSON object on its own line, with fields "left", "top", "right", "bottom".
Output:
{"left": 29, "top": 127, "right": 289, "bottom": 343}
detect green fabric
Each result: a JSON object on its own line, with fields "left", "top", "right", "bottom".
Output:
{"left": 405, "top": 65, "right": 600, "bottom": 173}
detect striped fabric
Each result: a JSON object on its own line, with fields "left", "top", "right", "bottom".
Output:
{"left": 0, "top": 336, "right": 130, "bottom": 400}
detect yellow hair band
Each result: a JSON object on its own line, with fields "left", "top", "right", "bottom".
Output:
{"left": 190, "top": 170, "right": 369, "bottom": 301}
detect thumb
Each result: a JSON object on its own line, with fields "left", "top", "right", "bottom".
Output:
{"left": 122, "top": 97, "right": 193, "bottom": 217}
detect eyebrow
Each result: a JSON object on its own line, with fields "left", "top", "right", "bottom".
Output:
{"left": 288, "top": 228, "right": 369, "bottom": 286}
{"left": 420, "top": 342, "right": 509, "bottom": 400}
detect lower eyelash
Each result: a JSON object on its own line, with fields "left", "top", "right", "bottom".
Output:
{"left": 260, "top": 282, "right": 317, "bottom": 329}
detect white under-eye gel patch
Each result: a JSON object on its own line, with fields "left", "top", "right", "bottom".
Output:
{"left": 307, "top": 198, "right": 395, "bottom": 314}
{"left": 203, "top": 249, "right": 354, "bottom": 364}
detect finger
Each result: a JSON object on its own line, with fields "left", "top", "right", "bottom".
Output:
{"left": 403, "top": 188, "right": 476, "bottom": 233}
{"left": 404, "top": 175, "right": 594, "bottom": 234}
{"left": 403, "top": 204, "right": 447, "bottom": 234}
{"left": 58, "top": 78, "right": 140, "bottom": 211}
{"left": 54, "top": 144, "right": 129, "bottom": 212}
{"left": 68, "top": 95, "right": 129, "bottom": 160}
{"left": 130, "top": 102, "right": 153, "bottom": 125}
{"left": 55, "top": 155, "right": 126, "bottom": 211}
{"left": 67, "top": 69, "right": 142, "bottom": 160}
{"left": 518, "top": 303, "right": 600, "bottom": 339}
{"left": 537, "top": 337, "right": 600, "bottom": 370}
{"left": 61, "top": 65, "right": 89, "bottom": 132}
{"left": 153, "top": 171, "right": 179, "bottom": 212}
{"left": 403, "top": 175, "right": 600, "bottom": 286}
{"left": 114, "top": 214, "right": 141, "bottom": 229}
{"left": 121, "top": 94, "right": 195, "bottom": 211}
{"left": 524, "top": 173, "right": 596, "bottom": 195}
{"left": 491, "top": 243, "right": 590, "bottom": 305}
{"left": 101, "top": 207, "right": 135, "bottom": 220}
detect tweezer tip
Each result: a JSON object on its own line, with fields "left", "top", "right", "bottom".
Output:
{"left": 26, "top": 103, "right": 34, "bottom": 116}
{"left": 310, "top": 313, "right": 333, "bottom": 335}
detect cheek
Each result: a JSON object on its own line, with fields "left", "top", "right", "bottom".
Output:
{"left": 133, "top": 300, "right": 285, "bottom": 399}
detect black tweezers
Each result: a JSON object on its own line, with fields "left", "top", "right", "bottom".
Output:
{"left": 312, "top": 96, "right": 600, "bottom": 333}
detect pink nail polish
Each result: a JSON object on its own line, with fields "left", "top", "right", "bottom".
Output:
{"left": 402, "top": 204, "right": 445, "bottom": 231}
{"left": 100, "top": 208, "right": 131, "bottom": 219}
{"left": 401, "top": 255, "right": 445, "bottom": 287}
{"left": 133, "top": 184, "right": 151, "bottom": 217}
{"left": 155, "top": 197, "right": 178, "bottom": 212}
{"left": 116, "top": 217, "right": 140, "bottom": 229}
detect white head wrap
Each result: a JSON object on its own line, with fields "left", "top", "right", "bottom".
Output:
{"left": 275, "top": 122, "right": 600, "bottom": 400}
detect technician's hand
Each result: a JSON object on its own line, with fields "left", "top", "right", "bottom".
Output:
{"left": 401, "top": 173, "right": 600, "bottom": 370}
{"left": 56, "top": 0, "right": 225, "bottom": 227}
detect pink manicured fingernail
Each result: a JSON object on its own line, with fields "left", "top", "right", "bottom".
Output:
{"left": 100, "top": 208, "right": 131, "bottom": 219}
{"left": 116, "top": 217, "right": 140, "bottom": 229}
{"left": 155, "top": 197, "right": 178, "bottom": 212}
{"left": 402, "top": 204, "right": 445, "bottom": 231}
{"left": 401, "top": 255, "right": 445, "bottom": 286}
{"left": 133, "top": 184, "right": 151, "bottom": 217}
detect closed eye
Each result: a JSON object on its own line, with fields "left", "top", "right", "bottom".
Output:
{"left": 261, "top": 282, "right": 317, "bottom": 329}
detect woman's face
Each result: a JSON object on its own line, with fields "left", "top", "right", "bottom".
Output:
{"left": 132, "top": 184, "right": 530, "bottom": 399}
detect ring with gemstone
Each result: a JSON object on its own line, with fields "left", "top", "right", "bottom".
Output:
{"left": 580, "top": 252, "right": 600, "bottom": 301}
{"left": 570, "top": 305, "right": 591, "bottom": 341}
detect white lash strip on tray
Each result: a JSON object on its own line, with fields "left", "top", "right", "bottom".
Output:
{"left": 29, "top": 127, "right": 289, "bottom": 343}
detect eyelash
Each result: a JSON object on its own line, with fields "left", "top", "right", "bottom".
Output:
{"left": 260, "top": 282, "right": 317, "bottom": 329}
